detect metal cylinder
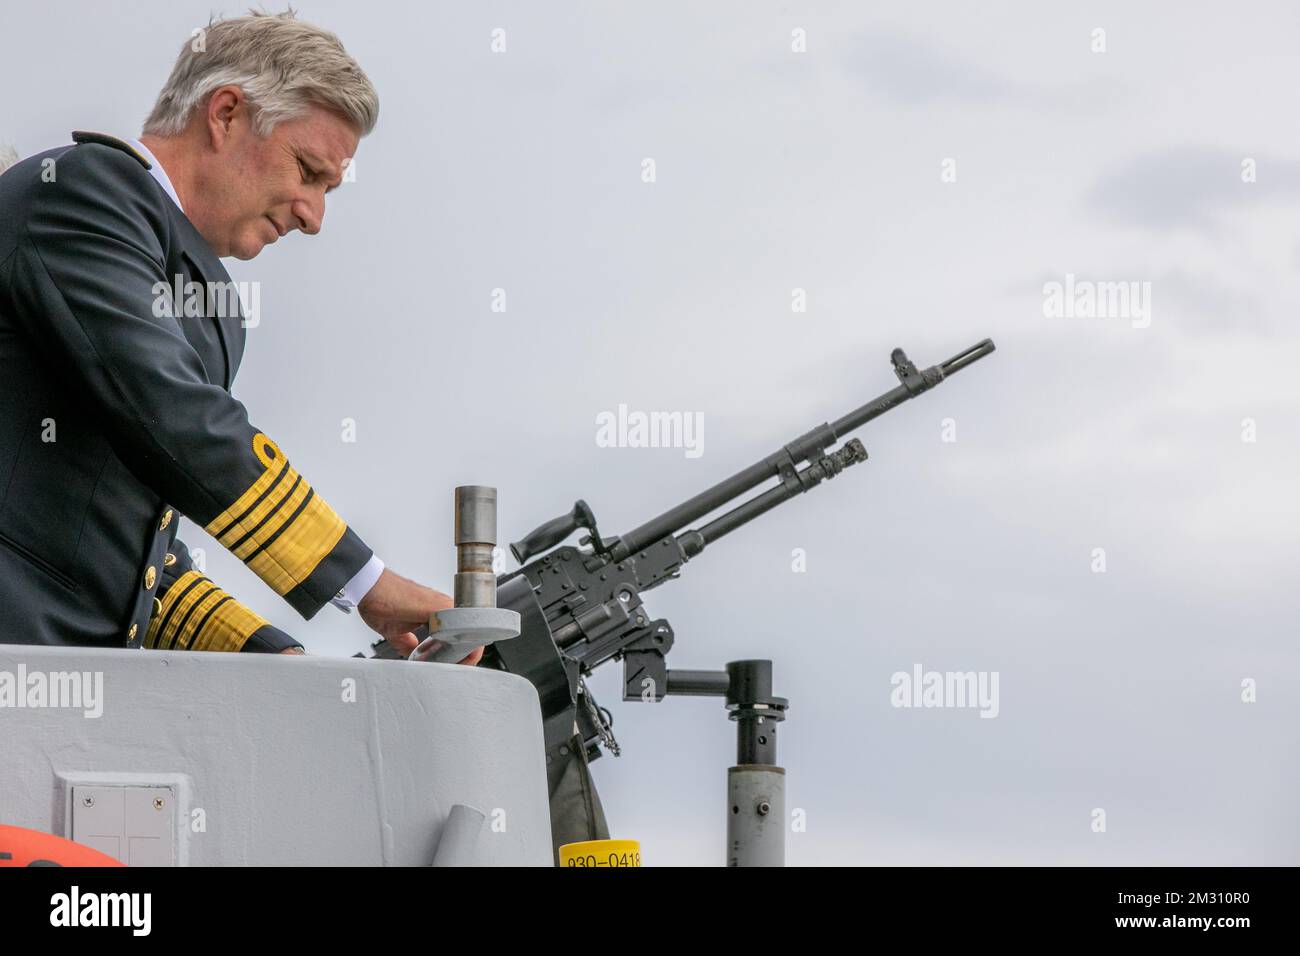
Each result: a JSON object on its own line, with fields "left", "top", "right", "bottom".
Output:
{"left": 666, "top": 669, "right": 731, "bottom": 697}
{"left": 736, "top": 712, "right": 779, "bottom": 766}
{"left": 726, "top": 766, "right": 785, "bottom": 867}
{"left": 430, "top": 804, "right": 485, "bottom": 867}
{"left": 453, "top": 486, "right": 497, "bottom": 608}
{"left": 454, "top": 572, "right": 496, "bottom": 608}
{"left": 726, "top": 659, "right": 773, "bottom": 708}
{"left": 455, "top": 486, "right": 498, "bottom": 548}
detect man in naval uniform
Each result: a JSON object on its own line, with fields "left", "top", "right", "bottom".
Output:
{"left": 0, "top": 10, "right": 606, "bottom": 854}
{"left": 0, "top": 11, "right": 470, "bottom": 660}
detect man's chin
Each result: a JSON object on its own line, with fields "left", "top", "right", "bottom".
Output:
{"left": 229, "top": 238, "right": 267, "bottom": 261}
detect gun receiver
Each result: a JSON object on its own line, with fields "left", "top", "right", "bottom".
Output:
{"left": 380, "top": 339, "right": 996, "bottom": 760}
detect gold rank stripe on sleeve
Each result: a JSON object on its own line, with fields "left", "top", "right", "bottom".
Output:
{"left": 145, "top": 569, "right": 273, "bottom": 653}
{"left": 202, "top": 433, "right": 348, "bottom": 597}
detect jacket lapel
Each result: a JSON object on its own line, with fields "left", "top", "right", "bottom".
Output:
{"left": 174, "top": 217, "right": 246, "bottom": 391}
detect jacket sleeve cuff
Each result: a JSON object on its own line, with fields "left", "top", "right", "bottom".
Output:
{"left": 146, "top": 569, "right": 293, "bottom": 652}
{"left": 199, "top": 432, "right": 372, "bottom": 620}
{"left": 238, "top": 623, "right": 303, "bottom": 653}
{"left": 281, "top": 525, "right": 373, "bottom": 620}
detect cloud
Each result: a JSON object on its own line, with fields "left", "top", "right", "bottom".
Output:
{"left": 1085, "top": 147, "right": 1300, "bottom": 231}
{"left": 848, "top": 30, "right": 1025, "bottom": 105}
{"left": 1151, "top": 268, "right": 1271, "bottom": 336}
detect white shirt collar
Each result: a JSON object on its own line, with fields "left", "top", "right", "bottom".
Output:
{"left": 126, "top": 137, "right": 184, "bottom": 214}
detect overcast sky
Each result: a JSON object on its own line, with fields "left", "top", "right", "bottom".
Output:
{"left": 4, "top": 0, "right": 1297, "bottom": 865}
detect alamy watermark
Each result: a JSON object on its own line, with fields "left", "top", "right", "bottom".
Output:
{"left": 890, "top": 663, "right": 999, "bottom": 718}
{"left": 595, "top": 405, "right": 704, "bottom": 459}
{"left": 50, "top": 886, "right": 150, "bottom": 936}
{"left": 0, "top": 664, "right": 103, "bottom": 718}
{"left": 1042, "top": 273, "right": 1151, "bottom": 328}
{"left": 152, "top": 274, "right": 260, "bottom": 328}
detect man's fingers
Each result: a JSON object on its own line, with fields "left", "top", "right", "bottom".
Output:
{"left": 386, "top": 631, "right": 418, "bottom": 656}
{"left": 456, "top": 646, "right": 484, "bottom": 666}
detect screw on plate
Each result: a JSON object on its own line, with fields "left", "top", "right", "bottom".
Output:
{"left": 153, "top": 798, "right": 165, "bottom": 810}
{"left": 81, "top": 796, "right": 94, "bottom": 808}
{"left": 757, "top": 801, "right": 771, "bottom": 816}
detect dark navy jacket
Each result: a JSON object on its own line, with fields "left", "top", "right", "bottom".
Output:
{"left": 0, "top": 132, "right": 372, "bottom": 652}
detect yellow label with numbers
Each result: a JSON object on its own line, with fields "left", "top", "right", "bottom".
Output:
{"left": 559, "top": 839, "right": 641, "bottom": 868}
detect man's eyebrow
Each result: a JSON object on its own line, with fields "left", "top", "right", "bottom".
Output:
{"left": 296, "top": 148, "right": 345, "bottom": 192}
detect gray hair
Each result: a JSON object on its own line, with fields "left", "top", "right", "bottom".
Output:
{"left": 143, "top": 9, "right": 378, "bottom": 139}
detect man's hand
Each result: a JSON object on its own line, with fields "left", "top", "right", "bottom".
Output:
{"left": 358, "top": 568, "right": 483, "bottom": 665}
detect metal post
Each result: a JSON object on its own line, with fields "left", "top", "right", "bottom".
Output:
{"left": 666, "top": 659, "right": 789, "bottom": 867}
{"left": 453, "top": 485, "right": 498, "bottom": 608}
{"left": 724, "top": 660, "right": 787, "bottom": 867}
{"left": 410, "top": 485, "right": 520, "bottom": 664}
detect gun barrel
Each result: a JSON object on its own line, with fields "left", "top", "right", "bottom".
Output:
{"left": 830, "top": 338, "right": 995, "bottom": 435}
{"left": 613, "top": 457, "right": 793, "bottom": 560}
{"left": 941, "top": 337, "right": 996, "bottom": 376}
{"left": 612, "top": 339, "right": 995, "bottom": 560}
{"left": 681, "top": 439, "right": 868, "bottom": 556}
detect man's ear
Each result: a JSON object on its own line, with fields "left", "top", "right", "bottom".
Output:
{"left": 206, "top": 85, "right": 247, "bottom": 150}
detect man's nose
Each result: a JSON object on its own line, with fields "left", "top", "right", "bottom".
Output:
{"left": 294, "top": 197, "right": 324, "bottom": 236}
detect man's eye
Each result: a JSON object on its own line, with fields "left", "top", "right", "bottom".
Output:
{"left": 298, "top": 160, "right": 315, "bottom": 182}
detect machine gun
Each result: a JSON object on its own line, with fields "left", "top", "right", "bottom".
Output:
{"left": 420, "top": 338, "right": 996, "bottom": 762}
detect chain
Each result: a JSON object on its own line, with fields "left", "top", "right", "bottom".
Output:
{"left": 579, "top": 676, "right": 621, "bottom": 757}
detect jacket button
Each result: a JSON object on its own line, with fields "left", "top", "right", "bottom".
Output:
{"left": 163, "top": 552, "right": 177, "bottom": 567}
{"left": 159, "top": 509, "right": 173, "bottom": 531}
{"left": 144, "top": 566, "right": 157, "bottom": 590}
{"left": 128, "top": 623, "right": 138, "bottom": 641}
{"left": 152, "top": 598, "right": 163, "bottom": 617}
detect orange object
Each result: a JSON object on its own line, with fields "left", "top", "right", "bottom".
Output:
{"left": 0, "top": 825, "right": 124, "bottom": 867}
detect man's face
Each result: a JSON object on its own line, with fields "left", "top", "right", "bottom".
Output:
{"left": 199, "top": 100, "right": 359, "bottom": 260}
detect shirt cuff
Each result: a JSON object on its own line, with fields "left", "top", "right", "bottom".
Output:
{"left": 331, "top": 554, "right": 385, "bottom": 611}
